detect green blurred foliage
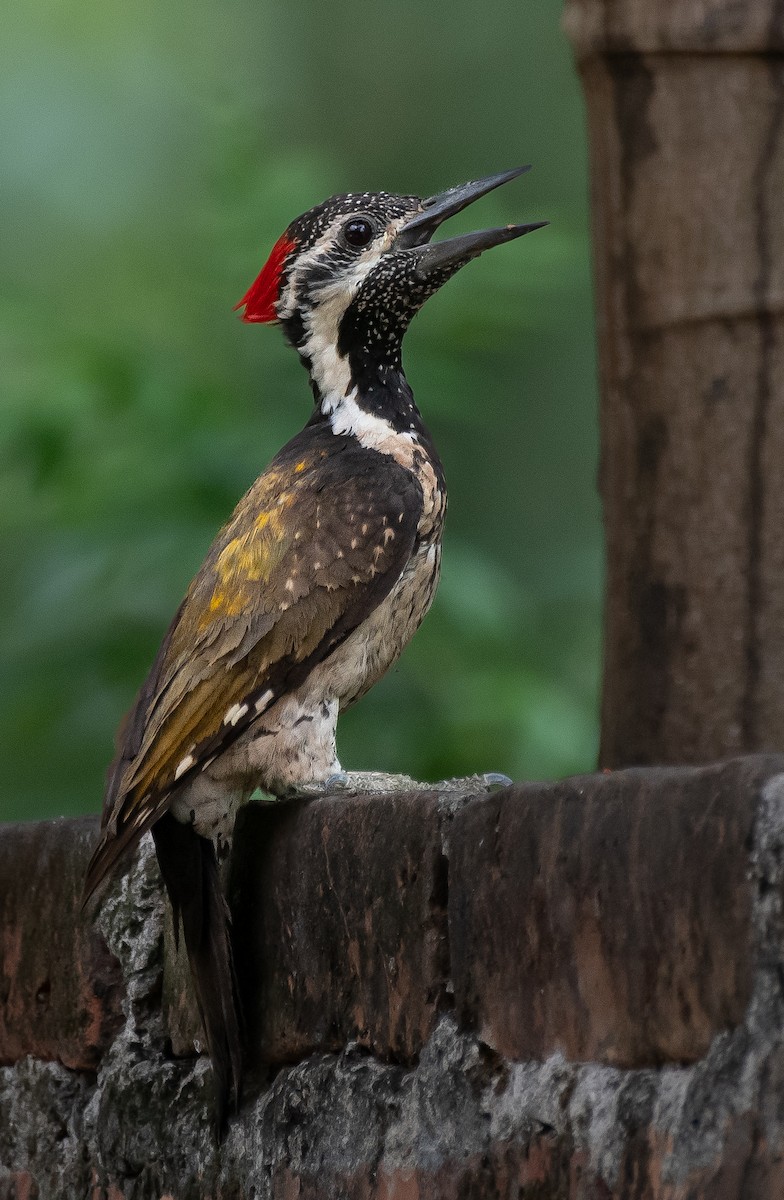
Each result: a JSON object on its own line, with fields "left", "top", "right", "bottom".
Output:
{"left": 0, "top": 0, "right": 601, "bottom": 822}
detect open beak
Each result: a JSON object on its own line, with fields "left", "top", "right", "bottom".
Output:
{"left": 397, "top": 166, "right": 547, "bottom": 276}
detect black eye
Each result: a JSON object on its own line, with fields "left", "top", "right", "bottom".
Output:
{"left": 343, "top": 218, "right": 374, "bottom": 248}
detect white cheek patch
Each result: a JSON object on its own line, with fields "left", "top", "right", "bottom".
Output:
{"left": 301, "top": 293, "right": 355, "bottom": 401}
{"left": 279, "top": 213, "right": 399, "bottom": 405}
{"left": 300, "top": 256, "right": 379, "bottom": 404}
{"left": 278, "top": 215, "right": 384, "bottom": 320}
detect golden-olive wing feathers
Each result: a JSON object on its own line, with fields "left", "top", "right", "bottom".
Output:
{"left": 84, "top": 428, "right": 423, "bottom": 898}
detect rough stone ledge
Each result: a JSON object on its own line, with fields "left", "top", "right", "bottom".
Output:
{"left": 2, "top": 755, "right": 784, "bottom": 1197}
{"left": 0, "top": 816, "right": 124, "bottom": 1071}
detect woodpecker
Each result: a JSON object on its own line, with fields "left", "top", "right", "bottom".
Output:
{"left": 83, "top": 166, "right": 545, "bottom": 1127}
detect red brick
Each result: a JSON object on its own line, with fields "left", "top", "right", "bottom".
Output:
{"left": 449, "top": 759, "right": 764, "bottom": 1067}
{"left": 0, "top": 1172, "right": 39, "bottom": 1200}
{"left": 227, "top": 792, "right": 449, "bottom": 1064}
{"left": 0, "top": 816, "right": 124, "bottom": 1070}
{"left": 259, "top": 1123, "right": 784, "bottom": 1200}
{"left": 376, "top": 1135, "right": 573, "bottom": 1199}
{"left": 263, "top": 1134, "right": 572, "bottom": 1199}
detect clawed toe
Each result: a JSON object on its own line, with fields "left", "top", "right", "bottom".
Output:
{"left": 479, "top": 772, "right": 513, "bottom": 790}
{"left": 275, "top": 770, "right": 513, "bottom": 802}
{"left": 428, "top": 771, "right": 513, "bottom": 794}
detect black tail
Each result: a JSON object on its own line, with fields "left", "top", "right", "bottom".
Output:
{"left": 82, "top": 803, "right": 164, "bottom": 910}
{"left": 152, "top": 813, "right": 242, "bottom": 1132}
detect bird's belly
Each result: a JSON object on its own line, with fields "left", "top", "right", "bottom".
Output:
{"left": 323, "top": 538, "right": 442, "bottom": 708}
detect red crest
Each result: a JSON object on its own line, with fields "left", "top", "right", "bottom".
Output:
{"left": 234, "top": 233, "right": 297, "bottom": 323}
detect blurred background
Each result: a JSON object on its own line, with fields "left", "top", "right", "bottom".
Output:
{"left": 0, "top": 0, "right": 601, "bottom": 823}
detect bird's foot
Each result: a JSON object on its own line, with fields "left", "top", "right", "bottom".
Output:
{"left": 282, "top": 770, "right": 512, "bottom": 800}
{"left": 281, "top": 771, "right": 418, "bottom": 799}
{"left": 428, "top": 771, "right": 512, "bottom": 794}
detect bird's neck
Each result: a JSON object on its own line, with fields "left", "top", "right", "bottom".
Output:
{"left": 289, "top": 295, "right": 433, "bottom": 452}
{"left": 301, "top": 337, "right": 431, "bottom": 450}
{"left": 318, "top": 360, "right": 425, "bottom": 436}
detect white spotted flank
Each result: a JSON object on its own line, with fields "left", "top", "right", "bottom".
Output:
{"left": 174, "top": 754, "right": 194, "bottom": 781}
{"left": 224, "top": 702, "right": 249, "bottom": 727}
{"left": 255, "top": 689, "right": 275, "bottom": 713}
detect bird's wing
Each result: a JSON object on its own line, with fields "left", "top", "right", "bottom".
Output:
{"left": 84, "top": 433, "right": 422, "bottom": 898}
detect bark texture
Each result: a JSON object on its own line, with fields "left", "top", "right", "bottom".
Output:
{"left": 563, "top": 0, "right": 784, "bottom": 766}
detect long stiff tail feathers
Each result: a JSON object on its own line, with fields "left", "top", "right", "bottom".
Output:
{"left": 82, "top": 802, "right": 165, "bottom": 908}
{"left": 82, "top": 811, "right": 243, "bottom": 1133}
{"left": 151, "top": 813, "right": 243, "bottom": 1131}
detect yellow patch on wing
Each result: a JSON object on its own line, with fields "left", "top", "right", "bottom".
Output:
{"left": 207, "top": 588, "right": 246, "bottom": 619}
{"left": 204, "top": 497, "right": 294, "bottom": 625}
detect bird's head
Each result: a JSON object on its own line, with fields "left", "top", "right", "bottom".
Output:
{"left": 235, "top": 167, "right": 546, "bottom": 402}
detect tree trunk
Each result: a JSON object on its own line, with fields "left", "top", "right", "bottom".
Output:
{"left": 563, "top": 2, "right": 784, "bottom": 767}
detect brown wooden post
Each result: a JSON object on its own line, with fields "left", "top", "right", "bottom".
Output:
{"left": 563, "top": 3, "right": 784, "bottom": 766}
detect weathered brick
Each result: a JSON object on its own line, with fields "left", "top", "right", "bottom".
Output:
{"left": 0, "top": 1171, "right": 39, "bottom": 1200}
{"left": 260, "top": 1133, "right": 573, "bottom": 1199}
{"left": 227, "top": 792, "right": 450, "bottom": 1064}
{"left": 260, "top": 1126, "right": 784, "bottom": 1200}
{"left": 577, "top": 1116, "right": 784, "bottom": 1200}
{"left": 374, "top": 1135, "right": 574, "bottom": 1200}
{"left": 0, "top": 816, "right": 124, "bottom": 1070}
{"left": 7, "top": 759, "right": 784, "bottom": 1198}
{"left": 449, "top": 758, "right": 769, "bottom": 1067}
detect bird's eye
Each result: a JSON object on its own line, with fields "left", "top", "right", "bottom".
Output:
{"left": 343, "top": 218, "right": 375, "bottom": 248}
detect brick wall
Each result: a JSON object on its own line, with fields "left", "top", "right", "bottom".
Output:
{"left": 3, "top": 757, "right": 784, "bottom": 1198}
